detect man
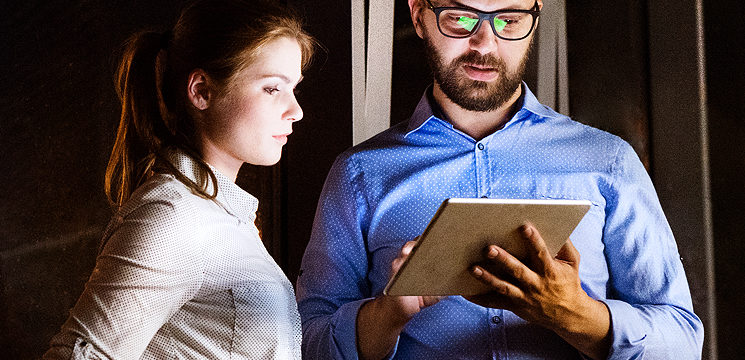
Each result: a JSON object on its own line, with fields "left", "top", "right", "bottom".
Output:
{"left": 297, "top": 0, "right": 704, "bottom": 359}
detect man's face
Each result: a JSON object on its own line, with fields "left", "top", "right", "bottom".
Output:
{"left": 415, "top": 0, "right": 539, "bottom": 112}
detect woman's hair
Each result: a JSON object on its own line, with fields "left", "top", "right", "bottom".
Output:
{"left": 105, "top": 0, "right": 316, "bottom": 207}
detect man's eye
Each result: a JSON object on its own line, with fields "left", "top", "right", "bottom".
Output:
{"left": 264, "top": 87, "right": 280, "bottom": 95}
{"left": 456, "top": 16, "right": 478, "bottom": 31}
{"left": 494, "top": 18, "right": 508, "bottom": 32}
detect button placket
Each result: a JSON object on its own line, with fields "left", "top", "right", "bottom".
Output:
{"left": 475, "top": 141, "right": 489, "bottom": 197}
{"left": 487, "top": 308, "right": 506, "bottom": 358}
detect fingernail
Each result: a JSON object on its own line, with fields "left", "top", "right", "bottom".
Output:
{"left": 487, "top": 246, "right": 499, "bottom": 258}
{"left": 521, "top": 224, "right": 533, "bottom": 237}
{"left": 473, "top": 267, "right": 483, "bottom": 276}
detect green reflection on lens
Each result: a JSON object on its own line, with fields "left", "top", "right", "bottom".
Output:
{"left": 457, "top": 16, "right": 478, "bottom": 32}
{"left": 494, "top": 18, "right": 508, "bottom": 32}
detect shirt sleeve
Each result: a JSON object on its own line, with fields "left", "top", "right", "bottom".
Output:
{"left": 43, "top": 191, "right": 206, "bottom": 360}
{"left": 601, "top": 142, "right": 704, "bottom": 359}
{"left": 296, "top": 154, "right": 386, "bottom": 360}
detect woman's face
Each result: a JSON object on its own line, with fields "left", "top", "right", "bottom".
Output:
{"left": 199, "top": 37, "right": 304, "bottom": 178}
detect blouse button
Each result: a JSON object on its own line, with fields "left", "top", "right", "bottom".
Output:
{"left": 491, "top": 315, "right": 502, "bottom": 324}
{"left": 477, "top": 143, "right": 485, "bottom": 151}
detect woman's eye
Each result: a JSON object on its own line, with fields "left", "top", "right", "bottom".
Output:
{"left": 264, "top": 87, "right": 280, "bottom": 95}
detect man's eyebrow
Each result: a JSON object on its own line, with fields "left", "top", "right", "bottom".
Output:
{"left": 448, "top": 1, "right": 528, "bottom": 12}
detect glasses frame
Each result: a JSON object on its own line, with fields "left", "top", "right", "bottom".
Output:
{"left": 425, "top": 0, "right": 541, "bottom": 41}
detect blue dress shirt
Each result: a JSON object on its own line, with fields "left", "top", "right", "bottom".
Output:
{"left": 296, "top": 85, "right": 703, "bottom": 359}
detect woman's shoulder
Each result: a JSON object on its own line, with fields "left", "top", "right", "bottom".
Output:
{"left": 114, "top": 174, "right": 209, "bottom": 230}
{"left": 100, "top": 174, "right": 212, "bottom": 259}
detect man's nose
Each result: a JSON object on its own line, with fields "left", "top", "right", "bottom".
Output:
{"left": 468, "top": 20, "right": 499, "bottom": 55}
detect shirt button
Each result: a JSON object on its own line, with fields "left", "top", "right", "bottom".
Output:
{"left": 477, "top": 143, "right": 485, "bottom": 150}
{"left": 481, "top": 195, "right": 488, "bottom": 198}
{"left": 491, "top": 315, "right": 502, "bottom": 324}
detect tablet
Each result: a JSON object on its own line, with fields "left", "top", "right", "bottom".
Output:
{"left": 383, "top": 198, "right": 592, "bottom": 296}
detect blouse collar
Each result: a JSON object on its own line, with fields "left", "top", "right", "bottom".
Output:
{"left": 168, "top": 150, "right": 258, "bottom": 224}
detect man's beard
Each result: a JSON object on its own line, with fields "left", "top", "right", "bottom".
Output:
{"left": 423, "top": 35, "right": 532, "bottom": 112}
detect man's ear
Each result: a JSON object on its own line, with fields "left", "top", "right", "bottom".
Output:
{"left": 186, "top": 69, "right": 212, "bottom": 110}
{"left": 409, "top": 0, "right": 425, "bottom": 39}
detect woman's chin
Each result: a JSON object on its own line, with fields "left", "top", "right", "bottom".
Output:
{"left": 248, "top": 153, "right": 282, "bottom": 167}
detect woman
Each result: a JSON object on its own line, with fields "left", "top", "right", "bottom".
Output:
{"left": 44, "top": 0, "right": 315, "bottom": 358}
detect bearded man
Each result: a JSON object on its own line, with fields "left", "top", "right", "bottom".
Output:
{"left": 296, "top": 1, "right": 703, "bottom": 359}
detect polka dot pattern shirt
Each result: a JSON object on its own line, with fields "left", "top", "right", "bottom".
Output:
{"left": 45, "top": 151, "right": 301, "bottom": 359}
{"left": 296, "top": 85, "right": 702, "bottom": 359}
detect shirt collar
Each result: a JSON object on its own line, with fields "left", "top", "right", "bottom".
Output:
{"left": 405, "top": 82, "right": 558, "bottom": 136}
{"left": 168, "top": 150, "right": 258, "bottom": 224}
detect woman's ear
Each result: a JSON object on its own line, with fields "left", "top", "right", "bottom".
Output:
{"left": 186, "top": 69, "right": 212, "bottom": 110}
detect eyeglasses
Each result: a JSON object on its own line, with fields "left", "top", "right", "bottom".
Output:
{"left": 424, "top": 0, "right": 541, "bottom": 41}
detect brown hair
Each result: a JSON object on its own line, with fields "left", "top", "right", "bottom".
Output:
{"left": 105, "top": 0, "right": 316, "bottom": 207}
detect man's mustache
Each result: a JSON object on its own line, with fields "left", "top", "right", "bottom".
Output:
{"left": 453, "top": 51, "right": 505, "bottom": 69}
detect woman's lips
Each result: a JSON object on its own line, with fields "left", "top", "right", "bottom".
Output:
{"left": 463, "top": 64, "right": 499, "bottom": 81}
{"left": 273, "top": 133, "right": 290, "bottom": 145}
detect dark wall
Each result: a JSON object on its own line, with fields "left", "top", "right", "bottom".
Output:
{"left": 283, "top": 0, "right": 353, "bottom": 283}
{"left": 0, "top": 0, "right": 352, "bottom": 358}
{"left": 2, "top": 0, "right": 743, "bottom": 359}
{"left": 1, "top": 1, "right": 187, "bottom": 358}
{"left": 705, "top": 0, "right": 745, "bottom": 357}
{"left": 566, "top": 1, "right": 650, "bottom": 167}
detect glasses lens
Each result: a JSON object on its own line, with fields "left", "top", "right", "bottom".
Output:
{"left": 439, "top": 10, "right": 480, "bottom": 37}
{"left": 493, "top": 12, "right": 534, "bottom": 39}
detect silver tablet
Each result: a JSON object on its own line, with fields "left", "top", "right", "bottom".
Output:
{"left": 383, "top": 198, "right": 592, "bottom": 296}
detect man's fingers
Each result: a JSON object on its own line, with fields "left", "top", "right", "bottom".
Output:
{"left": 420, "top": 295, "right": 443, "bottom": 308}
{"left": 400, "top": 240, "right": 417, "bottom": 256}
{"left": 484, "top": 244, "right": 539, "bottom": 285}
{"left": 392, "top": 240, "right": 419, "bottom": 274}
{"left": 521, "top": 223, "right": 553, "bottom": 273}
{"left": 556, "top": 238, "right": 580, "bottom": 269}
{"left": 471, "top": 265, "right": 523, "bottom": 298}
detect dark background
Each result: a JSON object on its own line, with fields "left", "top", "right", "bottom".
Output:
{"left": 1, "top": 0, "right": 742, "bottom": 359}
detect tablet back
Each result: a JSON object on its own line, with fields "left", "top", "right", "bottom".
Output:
{"left": 384, "top": 198, "right": 591, "bottom": 296}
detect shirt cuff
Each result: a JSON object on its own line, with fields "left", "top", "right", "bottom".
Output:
{"left": 331, "top": 298, "right": 400, "bottom": 360}
{"left": 602, "top": 299, "right": 648, "bottom": 360}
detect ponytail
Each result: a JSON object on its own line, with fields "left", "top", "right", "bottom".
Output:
{"left": 105, "top": 30, "right": 217, "bottom": 208}
{"left": 105, "top": 0, "right": 316, "bottom": 208}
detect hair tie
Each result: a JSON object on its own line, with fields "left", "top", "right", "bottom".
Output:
{"left": 160, "top": 30, "right": 173, "bottom": 49}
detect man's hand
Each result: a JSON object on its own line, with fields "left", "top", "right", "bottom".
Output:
{"left": 465, "top": 224, "right": 611, "bottom": 360}
{"left": 388, "top": 240, "right": 442, "bottom": 318}
{"left": 357, "top": 239, "right": 442, "bottom": 360}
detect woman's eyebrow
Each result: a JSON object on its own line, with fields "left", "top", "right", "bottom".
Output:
{"left": 259, "top": 73, "right": 304, "bottom": 85}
